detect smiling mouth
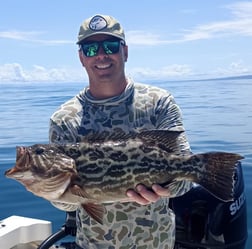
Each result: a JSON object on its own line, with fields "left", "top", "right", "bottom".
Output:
{"left": 95, "top": 63, "right": 112, "bottom": 70}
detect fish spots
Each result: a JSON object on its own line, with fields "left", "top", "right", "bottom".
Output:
{"left": 110, "top": 151, "right": 128, "bottom": 162}
{"left": 67, "top": 147, "right": 82, "bottom": 159}
{"left": 132, "top": 165, "right": 150, "bottom": 175}
{"left": 78, "top": 163, "right": 103, "bottom": 175}
{"left": 130, "top": 153, "right": 140, "bottom": 160}
{"left": 101, "top": 145, "right": 114, "bottom": 153}
{"left": 79, "top": 147, "right": 105, "bottom": 161}
{"left": 107, "top": 165, "right": 126, "bottom": 178}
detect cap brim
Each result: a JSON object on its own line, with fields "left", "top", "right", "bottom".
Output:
{"left": 77, "top": 32, "right": 125, "bottom": 44}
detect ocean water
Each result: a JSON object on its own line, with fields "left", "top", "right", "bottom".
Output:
{"left": 0, "top": 78, "right": 251, "bottom": 248}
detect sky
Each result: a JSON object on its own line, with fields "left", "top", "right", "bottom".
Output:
{"left": 1, "top": 0, "right": 252, "bottom": 83}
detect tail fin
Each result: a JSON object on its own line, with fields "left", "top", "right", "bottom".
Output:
{"left": 195, "top": 152, "right": 243, "bottom": 202}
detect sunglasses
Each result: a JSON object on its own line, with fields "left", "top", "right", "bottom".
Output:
{"left": 80, "top": 39, "right": 125, "bottom": 57}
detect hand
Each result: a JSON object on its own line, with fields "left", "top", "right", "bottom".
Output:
{"left": 126, "top": 184, "right": 170, "bottom": 205}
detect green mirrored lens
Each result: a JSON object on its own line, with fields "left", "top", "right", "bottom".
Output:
{"left": 102, "top": 41, "right": 120, "bottom": 54}
{"left": 82, "top": 43, "right": 99, "bottom": 57}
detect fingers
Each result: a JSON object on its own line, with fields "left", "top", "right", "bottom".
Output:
{"left": 126, "top": 189, "right": 151, "bottom": 205}
{"left": 126, "top": 184, "right": 161, "bottom": 205}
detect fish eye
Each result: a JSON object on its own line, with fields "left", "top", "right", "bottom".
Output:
{"left": 35, "top": 147, "right": 44, "bottom": 155}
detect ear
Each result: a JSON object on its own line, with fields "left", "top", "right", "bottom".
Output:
{"left": 78, "top": 50, "right": 86, "bottom": 67}
{"left": 123, "top": 45, "right": 128, "bottom": 62}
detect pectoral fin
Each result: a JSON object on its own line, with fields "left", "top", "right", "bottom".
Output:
{"left": 82, "top": 202, "right": 106, "bottom": 224}
{"left": 70, "top": 184, "right": 92, "bottom": 199}
{"left": 69, "top": 185, "right": 106, "bottom": 224}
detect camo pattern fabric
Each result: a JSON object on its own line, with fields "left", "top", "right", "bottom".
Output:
{"left": 49, "top": 78, "right": 192, "bottom": 249}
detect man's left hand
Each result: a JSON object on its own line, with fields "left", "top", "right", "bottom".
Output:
{"left": 126, "top": 184, "right": 170, "bottom": 205}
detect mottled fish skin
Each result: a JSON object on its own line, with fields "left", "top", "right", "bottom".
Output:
{"left": 5, "top": 130, "right": 243, "bottom": 224}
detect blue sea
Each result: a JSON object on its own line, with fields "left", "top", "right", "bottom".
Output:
{"left": 0, "top": 78, "right": 251, "bottom": 248}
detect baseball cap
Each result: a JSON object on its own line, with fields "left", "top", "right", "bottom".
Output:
{"left": 77, "top": 14, "right": 125, "bottom": 44}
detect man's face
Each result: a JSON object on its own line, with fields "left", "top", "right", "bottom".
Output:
{"left": 79, "top": 34, "right": 128, "bottom": 83}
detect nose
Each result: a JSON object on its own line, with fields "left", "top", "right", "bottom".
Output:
{"left": 96, "top": 45, "right": 108, "bottom": 57}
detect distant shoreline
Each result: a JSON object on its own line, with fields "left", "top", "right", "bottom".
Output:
{"left": 1, "top": 74, "right": 252, "bottom": 84}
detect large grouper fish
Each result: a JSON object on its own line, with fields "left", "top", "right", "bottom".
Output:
{"left": 5, "top": 130, "right": 243, "bottom": 224}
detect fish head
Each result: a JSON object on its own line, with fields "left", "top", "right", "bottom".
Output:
{"left": 5, "top": 144, "right": 77, "bottom": 200}
{"left": 5, "top": 144, "right": 73, "bottom": 178}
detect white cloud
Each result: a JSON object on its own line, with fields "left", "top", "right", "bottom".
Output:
{"left": 1, "top": 2, "right": 252, "bottom": 47}
{"left": 0, "top": 63, "right": 26, "bottom": 81}
{"left": 0, "top": 62, "right": 194, "bottom": 83}
{"left": 129, "top": 60, "right": 252, "bottom": 81}
{"left": 0, "top": 31, "right": 40, "bottom": 40}
{"left": 1, "top": 63, "right": 192, "bottom": 83}
{"left": 0, "top": 61, "right": 251, "bottom": 83}
{"left": 1, "top": 2, "right": 252, "bottom": 82}
{"left": 214, "top": 60, "right": 251, "bottom": 76}
{"left": 127, "top": 1, "right": 252, "bottom": 45}
{"left": 126, "top": 31, "right": 164, "bottom": 45}
{"left": 128, "top": 64, "right": 193, "bottom": 81}
{"left": 0, "top": 30, "right": 73, "bottom": 45}
{"left": 227, "top": 1, "right": 252, "bottom": 19}
{"left": 182, "top": 2, "right": 252, "bottom": 41}
{"left": 0, "top": 63, "right": 86, "bottom": 83}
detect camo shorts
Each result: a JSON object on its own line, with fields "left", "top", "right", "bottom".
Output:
{"left": 75, "top": 199, "right": 176, "bottom": 249}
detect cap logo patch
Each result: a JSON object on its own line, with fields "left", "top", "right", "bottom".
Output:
{"left": 89, "top": 15, "right": 107, "bottom": 31}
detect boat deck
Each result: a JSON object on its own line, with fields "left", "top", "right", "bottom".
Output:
{"left": 11, "top": 241, "right": 76, "bottom": 249}
{"left": 11, "top": 241, "right": 54, "bottom": 249}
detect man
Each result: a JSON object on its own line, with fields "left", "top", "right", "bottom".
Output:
{"left": 49, "top": 14, "right": 192, "bottom": 249}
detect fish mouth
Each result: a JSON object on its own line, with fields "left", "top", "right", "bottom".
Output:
{"left": 5, "top": 146, "right": 30, "bottom": 178}
{"left": 5, "top": 168, "right": 24, "bottom": 179}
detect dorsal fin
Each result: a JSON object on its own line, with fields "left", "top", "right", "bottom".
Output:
{"left": 81, "top": 130, "right": 134, "bottom": 143}
{"left": 81, "top": 130, "right": 184, "bottom": 154}
{"left": 135, "top": 130, "right": 184, "bottom": 154}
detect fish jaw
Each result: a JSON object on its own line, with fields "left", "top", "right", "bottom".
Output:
{"left": 5, "top": 167, "right": 35, "bottom": 185}
{"left": 5, "top": 166, "right": 22, "bottom": 178}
